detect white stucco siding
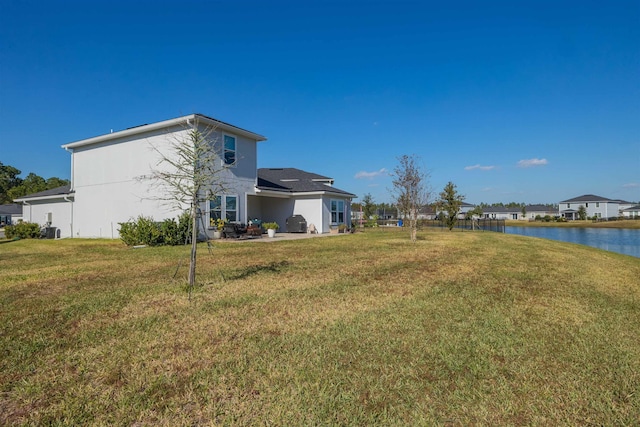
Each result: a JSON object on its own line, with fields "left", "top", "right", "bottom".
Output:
{"left": 293, "top": 197, "right": 323, "bottom": 232}
{"left": 579, "top": 201, "right": 619, "bottom": 219}
{"left": 21, "top": 199, "right": 73, "bottom": 238}
{"left": 231, "top": 134, "right": 258, "bottom": 181}
{"left": 67, "top": 123, "right": 260, "bottom": 238}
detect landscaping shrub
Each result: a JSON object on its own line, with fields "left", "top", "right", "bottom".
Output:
{"left": 4, "top": 221, "right": 41, "bottom": 239}
{"left": 119, "top": 213, "right": 192, "bottom": 246}
{"left": 160, "top": 213, "right": 191, "bottom": 246}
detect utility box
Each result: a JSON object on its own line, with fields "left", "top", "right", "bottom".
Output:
{"left": 286, "top": 215, "right": 307, "bottom": 233}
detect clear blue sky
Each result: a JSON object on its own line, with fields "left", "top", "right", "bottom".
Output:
{"left": 1, "top": 0, "right": 638, "bottom": 204}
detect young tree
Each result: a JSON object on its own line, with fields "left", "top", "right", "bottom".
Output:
{"left": 467, "top": 205, "right": 483, "bottom": 219}
{"left": 577, "top": 205, "right": 587, "bottom": 220}
{"left": 144, "top": 119, "right": 230, "bottom": 296}
{"left": 392, "top": 154, "right": 430, "bottom": 242}
{"left": 437, "top": 181, "right": 464, "bottom": 231}
{"left": 361, "top": 193, "right": 375, "bottom": 219}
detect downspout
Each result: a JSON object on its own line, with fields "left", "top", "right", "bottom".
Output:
{"left": 64, "top": 195, "right": 73, "bottom": 238}
{"left": 62, "top": 146, "right": 75, "bottom": 238}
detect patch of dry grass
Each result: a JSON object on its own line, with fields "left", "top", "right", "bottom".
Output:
{"left": 1, "top": 230, "right": 639, "bottom": 425}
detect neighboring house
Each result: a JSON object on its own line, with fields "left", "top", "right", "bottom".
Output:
{"left": 522, "top": 204, "right": 557, "bottom": 220}
{"left": 621, "top": 204, "right": 640, "bottom": 218}
{"left": 616, "top": 200, "right": 635, "bottom": 216}
{"left": 0, "top": 203, "right": 23, "bottom": 225}
{"left": 458, "top": 202, "right": 475, "bottom": 219}
{"left": 15, "top": 114, "right": 355, "bottom": 238}
{"left": 559, "top": 194, "right": 620, "bottom": 220}
{"left": 481, "top": 206, "right": 523, "bottom": 220}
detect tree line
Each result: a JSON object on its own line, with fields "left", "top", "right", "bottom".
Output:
{"left": 0, "top": 162, "right": 69, "bottom": 204}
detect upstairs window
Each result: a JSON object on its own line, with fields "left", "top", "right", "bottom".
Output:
{"left": 223, "top": 134, "right": 236, "bottom": 166}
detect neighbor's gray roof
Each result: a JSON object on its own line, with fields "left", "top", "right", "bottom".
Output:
{"left": 560, "top": 194, "right": 613, "bottom": 203}
{"left": 525, "top": 204, "right": 557, "bottom": 211}
{"left": 14, "top": 185, "right": 74, "bottom": 200}
{"left": 257, "top": 168, "right": 356, "bottom": 197}
{"left": 481, "top": 206, "right": 523, "bottom": 213}
{"left": 0, "top": 203, "right": 22, "bottom": 215}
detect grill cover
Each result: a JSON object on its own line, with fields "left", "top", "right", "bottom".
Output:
{"left": 286, "top": 215, "right": 307, "bottom": 233}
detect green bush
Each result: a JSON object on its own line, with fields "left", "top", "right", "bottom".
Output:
{"left": 137, "top": 216, "right": 163, "bottom": 246}
{"left": 4, "top": 221, "right": 41, "bottom": 239}
{"left": 119, "top": 213, "right": 192, "bottom": 246}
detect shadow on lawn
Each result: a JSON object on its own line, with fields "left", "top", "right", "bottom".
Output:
{"left": 223, "top": 260, "right": 291, "bottom": 281}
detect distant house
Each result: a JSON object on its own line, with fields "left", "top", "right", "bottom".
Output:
{"left": 14, "top": 114, "right": 355, "bottom": 238}
{"left": 0, "top": 203, "right": 22, "bottom": 226}
{"left": 481, "top": 206, "right": 523, "bottom": 220}
{"left": 559, "top": 194, "right": 620, "bottom": 220}
{"left": 522, "top": 204, "right": 557, "bottom": 220}
{"left": 621, "top": 204, "right": 640, "bottom": 218}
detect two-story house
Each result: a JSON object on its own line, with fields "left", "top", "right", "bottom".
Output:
{"left": 559, "top": 194, "right": 619, "bottom": 220}
{"left": 15, "top": 114, "right": 355, "bottom": 238}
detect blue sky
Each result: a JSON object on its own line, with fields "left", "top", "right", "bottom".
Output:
{"left": 1, "top": 0, "right": 638, "bottom": 204}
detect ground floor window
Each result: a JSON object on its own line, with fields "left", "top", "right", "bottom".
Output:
{"left": 331, "top": 199, "right": 345, "bottom": 224}
{"left": 210, "top": 195, "right": 238, "bottom": 226}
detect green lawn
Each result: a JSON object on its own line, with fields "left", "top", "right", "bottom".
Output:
{"left": 1, "top": 230, "right": 639, "bottom": 425}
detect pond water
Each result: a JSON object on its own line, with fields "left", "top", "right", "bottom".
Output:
{"left": 505, "top": 226, "right": 640, "bottom": 258}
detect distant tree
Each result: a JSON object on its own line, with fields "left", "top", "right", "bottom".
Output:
{"left": 361, "top": 193, "right": 376, "bottom": 219}
{"left": 0, "top": 162, "right": 22, "bottom": 204}
{"left": 437, "top": 181, "right": 464, "bottom": 231}
{"left": 392, "top": 154, "right": 430, "bottom": 242}
{"left": 7, "top": 173, "right": 69, "bottom": 201}
{"left": 521, "top": 205, "right": 527, "bottom": 218}
{"left": 7, "top": 173, "right": 46, "bottom": 200}
{"left": 46, "top": 177, "right": 69, "bottom": 189}
{"left": 577, "top": 205, "right": 587, "bottom": 220}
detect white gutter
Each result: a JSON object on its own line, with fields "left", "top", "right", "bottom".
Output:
{"left": 61, "top": 114, "right": 267, "bottom": 150}
{"left": 14, "top": 193, "right": 74, "bottom": 203}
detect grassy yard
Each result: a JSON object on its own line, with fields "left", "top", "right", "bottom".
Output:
{"left": 1, "top": 229, "right": 639, "bottom": 425}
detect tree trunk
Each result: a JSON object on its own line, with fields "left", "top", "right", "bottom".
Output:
{"left": 188, "top": 202, "right": 198, "bottom": 298}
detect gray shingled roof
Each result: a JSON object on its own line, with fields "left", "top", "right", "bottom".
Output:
{"left": 257, "top": 168, "right": 355, "bottom": 197}
{"left": 15, "top": 185, "right": 73, "bottom": 200}
{"left": 560, "top": 194, "right": 613, "bottom": 203}
{"left": 0, "top": 203, "right": 22, "bottom": 215}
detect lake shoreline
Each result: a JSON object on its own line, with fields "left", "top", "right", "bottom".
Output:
{"left": 505, "top": 219, "right": 640, "bottom": 229}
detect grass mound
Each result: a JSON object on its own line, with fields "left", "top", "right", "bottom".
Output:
{"left": 1, "top": 230, "right": 638, "bottom": 425}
